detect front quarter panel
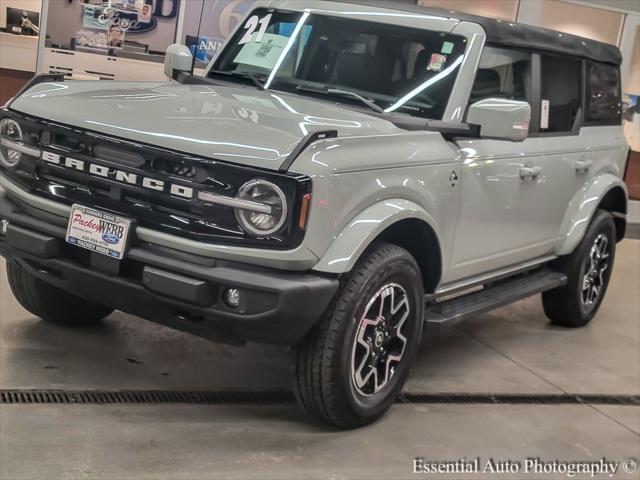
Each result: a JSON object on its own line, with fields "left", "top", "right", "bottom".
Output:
{"left": 289, "top": 132, "right": 460, "bottom": 275}
{"left": 311, "top": 198, "right": 443, "bottom": 274}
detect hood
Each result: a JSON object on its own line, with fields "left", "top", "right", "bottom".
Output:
{"left": 9, "top": 80, "right": 399, "bottom": 170}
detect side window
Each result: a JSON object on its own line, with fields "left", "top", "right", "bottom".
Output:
{"left": 469, "top": 46, "right": 531, "bottom": 105}
{"left": 586, "top": 61, "right": 621, "bottom": 124}
{"left": 540, "top": 55, "right": 582, "bottom": 133}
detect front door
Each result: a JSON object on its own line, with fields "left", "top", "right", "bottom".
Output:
{"left": 445, "top": 137, "right": 553, "bottom": 283}
{"left": 444, "top": 46, "right": 555, "bottom": 284}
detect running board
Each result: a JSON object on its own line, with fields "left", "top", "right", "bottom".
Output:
{"left": 425, "top": 268, "right": 567, "bottom": 324}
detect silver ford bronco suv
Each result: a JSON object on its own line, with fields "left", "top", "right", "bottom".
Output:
{"left": 0, "top": 0, "right": 628, "bottom": 427}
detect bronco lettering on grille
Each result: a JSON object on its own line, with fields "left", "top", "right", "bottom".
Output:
{"left": 40, "top": 151, "right": 195, "bottom": 199}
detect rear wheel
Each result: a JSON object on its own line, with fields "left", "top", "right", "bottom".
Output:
{"left": 6, "top": 260, "right": 113, "bottom": 326}
{"left": 293, "top": 243, "right": 424, "bottom": 428}
{"left": 542, "top": 209, "right": 616, "bottom": 327}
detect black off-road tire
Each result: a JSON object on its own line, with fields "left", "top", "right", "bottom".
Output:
{"left": 293, "top": 243, "right": 424, "bottom": 428}
{"left": 542, "top": 209, "right": 616, "bottom": 327}
{"left": 6, "top": 260, "right": 113, "bottom": 326}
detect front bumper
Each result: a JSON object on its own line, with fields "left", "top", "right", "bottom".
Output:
{"left": 0, "top": 188, "right": 338, "bottom": 346}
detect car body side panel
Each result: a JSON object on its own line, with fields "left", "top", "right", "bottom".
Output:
{"left": 288, "top": 132, "right": 460, "bottom": 275}
{"left": 444, "top": 136, "right": 553, "bottom": 283}
{"left": 311, "top": 198, "right": 443, "bottom": 274}
{"left": 556, "top": 173, "right": 627, "bottom": 256}
{"left": 554, "top": 126, "right": 628, "bottom": 256}
{"left": 538, "top": 126, "right": 628, "bottom": 255}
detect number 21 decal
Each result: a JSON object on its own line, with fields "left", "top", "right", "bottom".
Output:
{"left": 238, "top": 14, "right": 272, "bottom": 45}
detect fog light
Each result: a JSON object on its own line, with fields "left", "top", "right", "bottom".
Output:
{"left": 224, "top": 288, "right": 241, "bottom": 308}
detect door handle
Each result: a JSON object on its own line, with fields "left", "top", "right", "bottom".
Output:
{"left": 575, "top": 159, "right": 593, "bottom": 173}
{"left": 519, "top": 166, "right": 542, "bottom": 181}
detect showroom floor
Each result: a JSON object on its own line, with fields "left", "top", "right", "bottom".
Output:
{"left": 0, "top": 240, "right": 638, "bottom": 480}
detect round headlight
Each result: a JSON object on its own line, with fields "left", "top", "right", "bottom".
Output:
{"left": 0, "top": 118, "right": 23, "bottom": 168}
{"left": 235, "top": 179, "right": 288, "bottom": 236}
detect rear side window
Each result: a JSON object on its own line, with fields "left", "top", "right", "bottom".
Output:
{"left": 469, "top": 47, "right": 531, "bottom": 104}
{"left": 540, "top": 55, "right": 582, "bottom": 133}
{"left": 586, "top": 61, "right": 621, "bottom": 124}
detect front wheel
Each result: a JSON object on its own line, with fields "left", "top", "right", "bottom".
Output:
{"left": 6, "top": 260, "right": 113, "bottom": 326}
{"left": 293, "top": 243, "right": 424, "bottom": 428}
{"left": 542, "top": 209, "right": 616, "bottom": 327}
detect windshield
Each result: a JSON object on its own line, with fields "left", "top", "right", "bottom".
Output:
{"left": 211, "top": 9, "right": 467, "bottom": 120}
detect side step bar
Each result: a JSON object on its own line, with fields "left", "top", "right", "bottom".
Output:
{"left": 425, "top": 268, "right": 567, "bottom": 324}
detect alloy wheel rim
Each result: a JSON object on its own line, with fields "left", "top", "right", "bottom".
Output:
{"left": 581, "top": 233, "right": 610, "bottom": 308}
{"left": 351, "top": 283, "right": 410, "bottom": 397}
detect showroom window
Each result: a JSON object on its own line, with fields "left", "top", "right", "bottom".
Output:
{"left": 586, "top": 61, "right": 622, "bottom": 124}
{"left": 469, "top": 46, "right": 532, "bottom": 105}
{"left": 540, "top": 54, "right": 583, "bottom": 134}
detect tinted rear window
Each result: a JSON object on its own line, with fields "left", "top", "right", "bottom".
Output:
{"left": 586, "top": 61, "right": 621, "bottom": 124}
{"left": 540, "top": 54, "right": 582, "bottom": 133}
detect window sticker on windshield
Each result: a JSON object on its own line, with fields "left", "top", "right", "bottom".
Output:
{"left": 233, "top": 33, "right": 288, "bottom": 69}
{"left": 427, "top": 53, "right": 447, "bottom": 72}
{"left": 441, "top": 41, "right": 454, "bottom": 54}
{"left": 238, "top": 14, "right": 272, "bottom": 45}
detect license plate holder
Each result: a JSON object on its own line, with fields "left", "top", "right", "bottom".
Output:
{"left": 65, "top": 205, "right": 132, "bottom": 260}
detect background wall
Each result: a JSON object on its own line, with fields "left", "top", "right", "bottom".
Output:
{"left": 620, "top": 15, "right": 640, "bottom": 94}
{"left": 517, "top": 0, "right": 624, "bottom": 44}
{"left": 417, "top": 0, "right": 519, "bottom": 21}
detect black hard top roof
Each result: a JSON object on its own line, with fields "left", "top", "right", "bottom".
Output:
{"left": 343, "top": 0, "right": 622, "bottom": 65}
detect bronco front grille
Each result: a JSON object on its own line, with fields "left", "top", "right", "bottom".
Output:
{"left": 1, "top": 110, "right": 310, "bottom": 249}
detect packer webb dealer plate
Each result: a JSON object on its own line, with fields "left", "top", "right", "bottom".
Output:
{"left": 65, "top": 205, "right": 132, "bottom": 260}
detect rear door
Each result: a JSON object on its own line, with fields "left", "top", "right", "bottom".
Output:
{"left": 531, "top": 54, "right": 587, "bottom": 244}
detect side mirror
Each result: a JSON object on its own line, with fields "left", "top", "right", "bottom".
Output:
{"left": 467, "top": 98, "right": 531, "bottom": 142}
{"left": 164, "top": 44, "right": 193, "bottom": 80}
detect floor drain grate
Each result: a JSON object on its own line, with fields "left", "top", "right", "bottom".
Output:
{"left": 0, "top": 390, "right": 296, "bottom": 405}
{"left": 0, "top": 390, "right": 638, "bottom": 406}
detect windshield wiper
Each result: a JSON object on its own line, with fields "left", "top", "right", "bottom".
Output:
{"left": 208, "top": 70, "right": 266, "bottom": 90}
{"left": 296, "top": 85, "right": 384, "bottom": 113}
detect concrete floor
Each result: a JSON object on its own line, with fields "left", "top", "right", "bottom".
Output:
{"left": 0, "top": 240, "right": 639, "bottom": 480}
